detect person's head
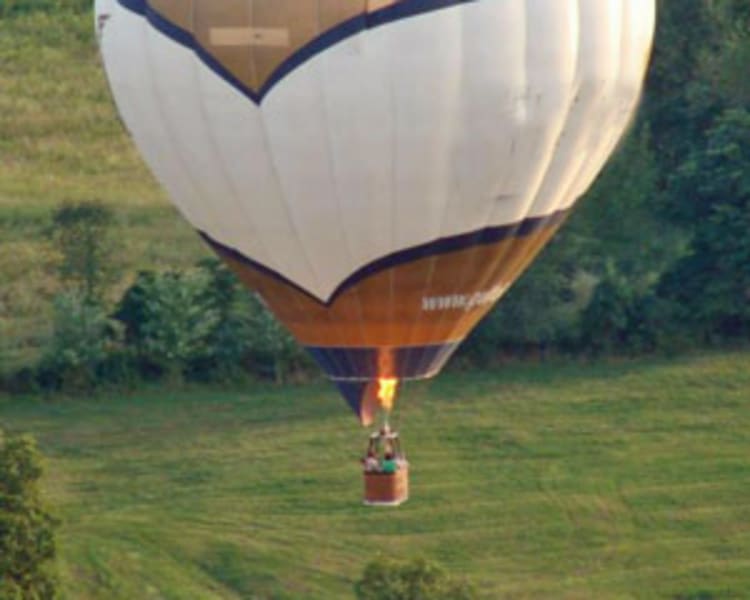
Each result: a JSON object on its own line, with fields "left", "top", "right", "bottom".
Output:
{"left": 384, "top": 452, "right": 393, "bottom": 460}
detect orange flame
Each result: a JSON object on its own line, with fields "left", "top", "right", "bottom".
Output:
{"left": 377, "top": 378, "right": 398, "bottom": 412}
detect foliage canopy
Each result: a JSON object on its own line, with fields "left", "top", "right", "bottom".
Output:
{"left": 355, "top": 557, "right": 477, "bottom": 600}
{"left": 0, "top": 432, "right": 58, "bottom": 600}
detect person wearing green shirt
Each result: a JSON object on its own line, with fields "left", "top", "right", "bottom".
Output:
{"left": 381, "top": 453, "right": 398, "bottom": 474}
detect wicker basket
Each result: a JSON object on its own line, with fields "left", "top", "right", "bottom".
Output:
{"left": 363, "top": 466, "right": 409, "bottom": 506}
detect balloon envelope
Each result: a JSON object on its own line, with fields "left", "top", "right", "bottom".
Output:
{"left": 96, "top": 0, "right": 655, "bottom": 422}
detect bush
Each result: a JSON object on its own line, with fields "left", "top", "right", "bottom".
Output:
{"left": 578, "top": 263, "right": 638, "bottom": 354}
{"left": 114, "top": 270, "right": 219, "bottom": 382}
{"left": 114, "top": 262, "right": 313, "bottom": 384}
{"left": 354, "top": 557, "right": 477, "bottom": 600}
{"left": 38, "top": 291, "right": 121, "bottom": 392}
{"left": 0, "top": 368, "right": 40, "bottom": 396}
{"left": 187, "top": 260, "right": 255, "bottom": 381}
{"left": 0, "top": 431, "right": 58, "bottom": 599}
{"left": 620, "top": 291, "right": 694, "bottom": 354}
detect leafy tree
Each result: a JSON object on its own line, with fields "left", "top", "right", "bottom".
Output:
{"left": 354, "top": 557, "right": 476, "bottom": 600}
{"left": 703, "top": 1, "right": 750, "bottom": 107}
{"left": 112, "top": 265, "right": 312, "bottom": 384}
{"left": 50, "top": 201, "right": 118, "bottom": 305}
{"left": 195, "top": 258, "right": 312, "bottom": 383}
{"left": 245, "top": 294, "right": 310, "bottom": 384}
{"left": 192, "top": 259, "right": 254, "bottom": 378}
{"left": 570, "top": 127, "right": 686, "bottom": 353}
{"left": 39, "top": 291, "right": 121, "bottom": 391}
{"left": 114, "top": 270, "right": 219, "bottom": 381}
{"left": 659, "top": 108, "right": 750, "bottom": 339}
{"left": 576, "top": 127, "right": 683, "bottom": 283}
{"left": 578, "top": 261, "right": 639, "bottom": 354}
{"left": 643, "top": 0, "right": 719, "bottom": 174}
{"left": 0, "top": 431, "right": 58, "bottom": 599}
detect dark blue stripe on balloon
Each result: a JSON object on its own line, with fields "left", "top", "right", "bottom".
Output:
{"left": 308, "top": 343, "right": 460, "bottom": 382}
{"left": 115, "top": 0, "right": 477, "bottom": 105}
{"left": 327, "top": 339, "right": 456, "bottom": 419}
{"left": 201, "top": 208, "right": 570, "bottom": 305}
{"left": 334, "top": 380, "right": 370, "bottom": 418}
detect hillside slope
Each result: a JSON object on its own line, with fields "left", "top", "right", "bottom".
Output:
{"left": 2, "top": 353, "right": 749, "bottom": 599}
{"left": 0, "top": 10, "right": 207, "bottom": 368}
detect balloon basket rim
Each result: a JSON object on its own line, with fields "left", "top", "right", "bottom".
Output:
{"left": 362, "top": 497, "right": 409, "bottom": 507}
{"left": 363, "top": 467, "right": 409, "bottom": 507}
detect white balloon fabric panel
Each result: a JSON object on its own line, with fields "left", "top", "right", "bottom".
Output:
{"left": 96, "top": 0, "right": 655, "bottom": 303}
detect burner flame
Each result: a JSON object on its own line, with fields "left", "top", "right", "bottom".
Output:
{"left": 377, "top": 378, "right": 398, "bottom": 412}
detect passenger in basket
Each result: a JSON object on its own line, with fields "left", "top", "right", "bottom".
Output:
{"left": 381, "top": 452, "right": 398, "bottom": 474}
{"left": 363, "top": 450, "right": 379, "bottom": 473}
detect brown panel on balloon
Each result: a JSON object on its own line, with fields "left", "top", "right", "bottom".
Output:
{"left": 211, "top": 221, "right": 564, "bottom": 349}
{"left": 149, "top": 0, "right": 192, "bottom": 31}
{"left": 147, "top": 0, "right": 401, "bottom": 94}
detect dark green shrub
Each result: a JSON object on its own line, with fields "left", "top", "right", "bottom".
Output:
{"left": 355, "top": 557, "right": 477, "bottom": 600}
{"left": 0, "top": 368, "right": 39, "bottom": 396}
{"left": 113, "top": 270, "right": 218, "bottom": 382}
{"left": 0, "top": 431, "right": 58, "bottom": 599}
{"left": 38, "top": 292, "right": 121, "bottom": 392}
{"left": 114, "top": 262, "right": 313, "bottom": 384}
{"left": 578, "top": 263, "right": 637, "bottom": 354}
{"left": 189, "top": 259, "right": 314, "bottom": 383}
{"left": 621, "top": 291, "right": 694, "bottom": 354}
{"left": 188, "top": 259, "right": 254, "bottom": 381}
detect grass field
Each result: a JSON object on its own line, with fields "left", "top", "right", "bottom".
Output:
{"left": 1, "top": 352, "right": 749, "bottom": 599}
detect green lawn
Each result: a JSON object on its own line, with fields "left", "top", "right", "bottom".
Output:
{"left": 2, "top": 352, "right": 749, "bottom": 599}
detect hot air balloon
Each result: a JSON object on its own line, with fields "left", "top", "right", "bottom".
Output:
{"left": 96, "top": 0, "right": 655, "bottom": 503}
